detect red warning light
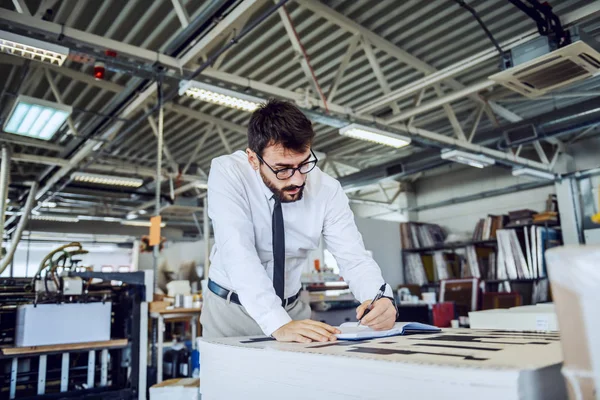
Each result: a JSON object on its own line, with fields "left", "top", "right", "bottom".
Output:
{"left": 94, "top": 61, "right": 105, "bottom": 80}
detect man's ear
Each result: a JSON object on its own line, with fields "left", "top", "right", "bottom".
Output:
{"left": 246, "top": 148, "right": 259, "bottom": 170}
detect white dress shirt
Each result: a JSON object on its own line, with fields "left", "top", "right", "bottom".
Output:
{"left": 207, "top": 151, "right": 392, "bottom": 336}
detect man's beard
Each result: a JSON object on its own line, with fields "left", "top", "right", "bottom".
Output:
{"left": 260, "top": 170, "right": 305, "bottom": 203}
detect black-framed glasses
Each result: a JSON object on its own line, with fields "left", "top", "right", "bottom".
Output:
{"left": 255, "top": 149, "right": 318, "bottom": 180}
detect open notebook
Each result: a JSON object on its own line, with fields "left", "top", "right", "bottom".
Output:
{"left": 336, "top": 322, "right": 441, "bottom": 340}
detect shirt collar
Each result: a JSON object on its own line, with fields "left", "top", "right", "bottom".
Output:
{"left": 255, "top": 167, "right": 277, "bottom": 202}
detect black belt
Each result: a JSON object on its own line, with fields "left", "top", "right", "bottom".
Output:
{"left": 208, "top": 279, "right": 300, "bottom": 307}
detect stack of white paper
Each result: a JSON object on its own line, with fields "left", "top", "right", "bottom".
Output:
{"left": 199, "top": 329, "right": 565, "bottom": 400}
{"left": 469, "top": 303, "right": 559, "bottom": 331}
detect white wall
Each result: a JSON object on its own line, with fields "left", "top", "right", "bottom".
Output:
{"left": 415, "top": 165, "right": 555, "bottom": 237}
{"left": 414, "top": 136, "right": 600, "bottom": 237}
{"left": 355, "top": 217, "right": 403, "bottom": 287}
{"left": 3, "top": 241, "right": 133, "bottom": 277}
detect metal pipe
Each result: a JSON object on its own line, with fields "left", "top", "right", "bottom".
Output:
{"left": 153, "top": 82, "right": 164, "bottom": 295}
{"left": 0, "top": 146, "right": 11, "bottom": 246}
{"left": 0, "top": 182, "right": 37, "bottom": 275}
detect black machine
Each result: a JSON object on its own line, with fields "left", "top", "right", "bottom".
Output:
{"left": 0, "top": 251, "right": 151, "bottom": 400}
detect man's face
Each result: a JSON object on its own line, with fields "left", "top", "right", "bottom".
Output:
{"left": 247, "top": 143, "right": 311, "bottom": 203}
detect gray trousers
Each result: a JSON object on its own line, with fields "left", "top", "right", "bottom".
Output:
{"left": 200, "top": 287, "right": 311, "bottom": 338}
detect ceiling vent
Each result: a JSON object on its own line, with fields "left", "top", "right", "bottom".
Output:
{"left": 489, "top": 28, "right": 600, "bottom": 98}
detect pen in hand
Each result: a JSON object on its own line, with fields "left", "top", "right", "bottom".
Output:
{"left": 357, "top": 283, "right": 387, "bottom": 326}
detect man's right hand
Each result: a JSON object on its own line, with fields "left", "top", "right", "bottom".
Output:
{"left": 271, "top": 320, "right": 341, "bottom": 343}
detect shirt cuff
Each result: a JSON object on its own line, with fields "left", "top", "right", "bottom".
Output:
{"left": 384, "top": 284, "right": 394, "bottom": 298}
{"left": 261, "top": 306, "right": 293, "bottom": 336}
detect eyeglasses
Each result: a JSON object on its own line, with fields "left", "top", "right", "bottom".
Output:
{"left": 255, "top": 149, "right": 318, "bottom": 180}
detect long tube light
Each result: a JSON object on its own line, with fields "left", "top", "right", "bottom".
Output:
{"left": 178, "top": 80, "right": 264, "bottom": 112}
{"left": 512, "top": 167, "right": 555, "bottom": 180}
{"left": 339, "top": 123, "right": 411, "bottom": 149}
{"left": 3, "top": 95, "right": 72, "bottom": 140}
{"left": 31, "top": 214, "right": 79, "bottom": 223}
{"left": 121, "top": 220, "right": 166, "bottom": 228}
{"left": 71, "top": 172, "right": 144, "bottom": 188}
{"left": 0, "top": 30, "right": 69, "bottom": 66}
{"left": 441, "top": 149, "right": 496, "bottom": 169}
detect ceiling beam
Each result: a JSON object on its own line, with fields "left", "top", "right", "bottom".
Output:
{"left": 170, "top": 0, "right": 190, "bottom": 28}
{"left": 11, "top": 0, "right": 30, "bottom": 15}
{"left": 386, "top": 80, "right": 495, "bottom": 123}
{"left": 277, "top": 4, "right": 324, "bottom": 98}
{"left": 0, "top": 55, "right": 124, "bottom": 93}
{"left": 327, "top": 34, "right": 360, "bottom": 103}
{"left": 361, "top": 36, "right": 400, "bottom": 114}
{"left": 433, "top": 84, "right": 466, "bottom": 141}
{"left": 0, "top": 8, "right": 181, "bottom": 70}
{"left": 353, "top": 3, "right": 600, "bottom": 115}
{"left": 178, "top": 0, "right": 264, "bottom": 67}
{"left": 165, "top": 103, "right": 247, "bottom": 135}
{"left": 10, "top": 153, "right": 204, "bottom": 182}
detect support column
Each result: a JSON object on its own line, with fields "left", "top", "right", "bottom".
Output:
{"left": 555, "top": 177, "right": 583, "bottom": 244}
{"left": 0, "top": 146, "right": 11, "bottom": 244}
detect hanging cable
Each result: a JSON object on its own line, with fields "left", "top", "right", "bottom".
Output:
{"left": 452, "top": 0, "right": 510, "bottom": 68}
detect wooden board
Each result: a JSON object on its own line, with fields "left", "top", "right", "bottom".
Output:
{"left": 151, "top": 307, "right": 202, "bottom": 316}
{"left": 0, "top": 339, "right": 128, "bottom": 357}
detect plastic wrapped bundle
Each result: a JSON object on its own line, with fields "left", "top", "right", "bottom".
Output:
{"left": 546, "top": 245, "right": 600, "bottom": 400}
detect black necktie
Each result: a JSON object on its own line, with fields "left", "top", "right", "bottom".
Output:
{"left": 272, "top": 198, "right": 285, "bottom": 302}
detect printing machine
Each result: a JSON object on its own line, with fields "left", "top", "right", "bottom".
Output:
{"left": 0, "top": 242, "right": 152, "bottom": 400}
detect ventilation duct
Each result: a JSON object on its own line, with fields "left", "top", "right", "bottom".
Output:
{"left": 489, "top": 27, "right": 600, "bottom": 98}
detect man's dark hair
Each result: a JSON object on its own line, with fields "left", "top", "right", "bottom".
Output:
{"left": 248, "top": 99, "right": 315, "bottom": 157}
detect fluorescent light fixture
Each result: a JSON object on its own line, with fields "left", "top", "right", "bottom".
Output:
{"left": 194, "top": 182, "right": 208, "bottom": 189}
{"left": 0, "top": 30, "right": 69, "bottom": 66}
{"left": 126, "top": 212, "right": 138, "bottom": 220}
{"left": 39, "top": 201, "right": 57, "bottom": 208}
{"left": 3, "top": 95, "right": 72, "bottom": 140}
{"left": 138, "top": 209, "right": 148, "bottom": 215}
{"left": 179, "top": 80, "right": 264, "bottom": 112}
{"left": 441, "top": 149, "right": 496, "bottom": 169}
{"left": 339, "top": 123, "right": 411, "bottom": 149}
{"left": 31, "top": 214, "right": 79, "bottom": 223}
{"left": 512, "top": 167, "right": 555, "bottom": 180}
{"left": 71, "top": 172, "right": 144, "bottom": 188}
{"left": 121, "top": 220, "right": 166, "bottom": 228}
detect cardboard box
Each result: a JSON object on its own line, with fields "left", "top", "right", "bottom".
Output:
{"left": 150, "top": 378, "right": 199, "bottom": 400}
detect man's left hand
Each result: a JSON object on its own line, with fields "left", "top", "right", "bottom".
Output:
{"left": 356, "top": 298, "right": 396, "bottom": 330}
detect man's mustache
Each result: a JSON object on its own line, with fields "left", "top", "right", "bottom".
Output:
{"left": 283, "top": 184, "right": 305, "bottom": 191}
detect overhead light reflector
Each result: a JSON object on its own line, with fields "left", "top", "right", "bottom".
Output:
{"left": 0, "top": 30, "right": 69, "bottom": 66}
{"left": 121, "top": 220, "right": 166, "bottom": 228}
{"left": 339, "top": 123, "right": 411, "bottom": 149}
{"left": 179, "top": 80, "right": 264, "bottom": 112}
{"left": 512, "top": 167, "right": 555, "bottom": 180}
{"left": 3, "top": 95, "right": 72, "bottom": 140}
{"left": 71, "top": 172, "right": 144, "bottom": 188}
{"left": 441, "top": 149, "right": 496, "bottom": 169}
{"left": 31, "top": 214, "right": 79, "bottom": 223}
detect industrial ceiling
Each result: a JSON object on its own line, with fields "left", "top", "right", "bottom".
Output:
{"left": 0, "top": 0, "right": 599, "bottom": 238}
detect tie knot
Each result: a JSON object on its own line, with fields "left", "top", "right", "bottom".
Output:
{"left": 272, "top": 195, "right": 281, "bottom": 206}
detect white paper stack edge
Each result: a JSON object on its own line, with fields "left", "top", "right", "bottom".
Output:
{"left": 546, "top": 245, "right": 600, "bottom": 399}
{"left": 469, "top": 303, "right": 559, "bottom": 331}
{"left": 199, "top": 329, "right": 566, "bottom": 400}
